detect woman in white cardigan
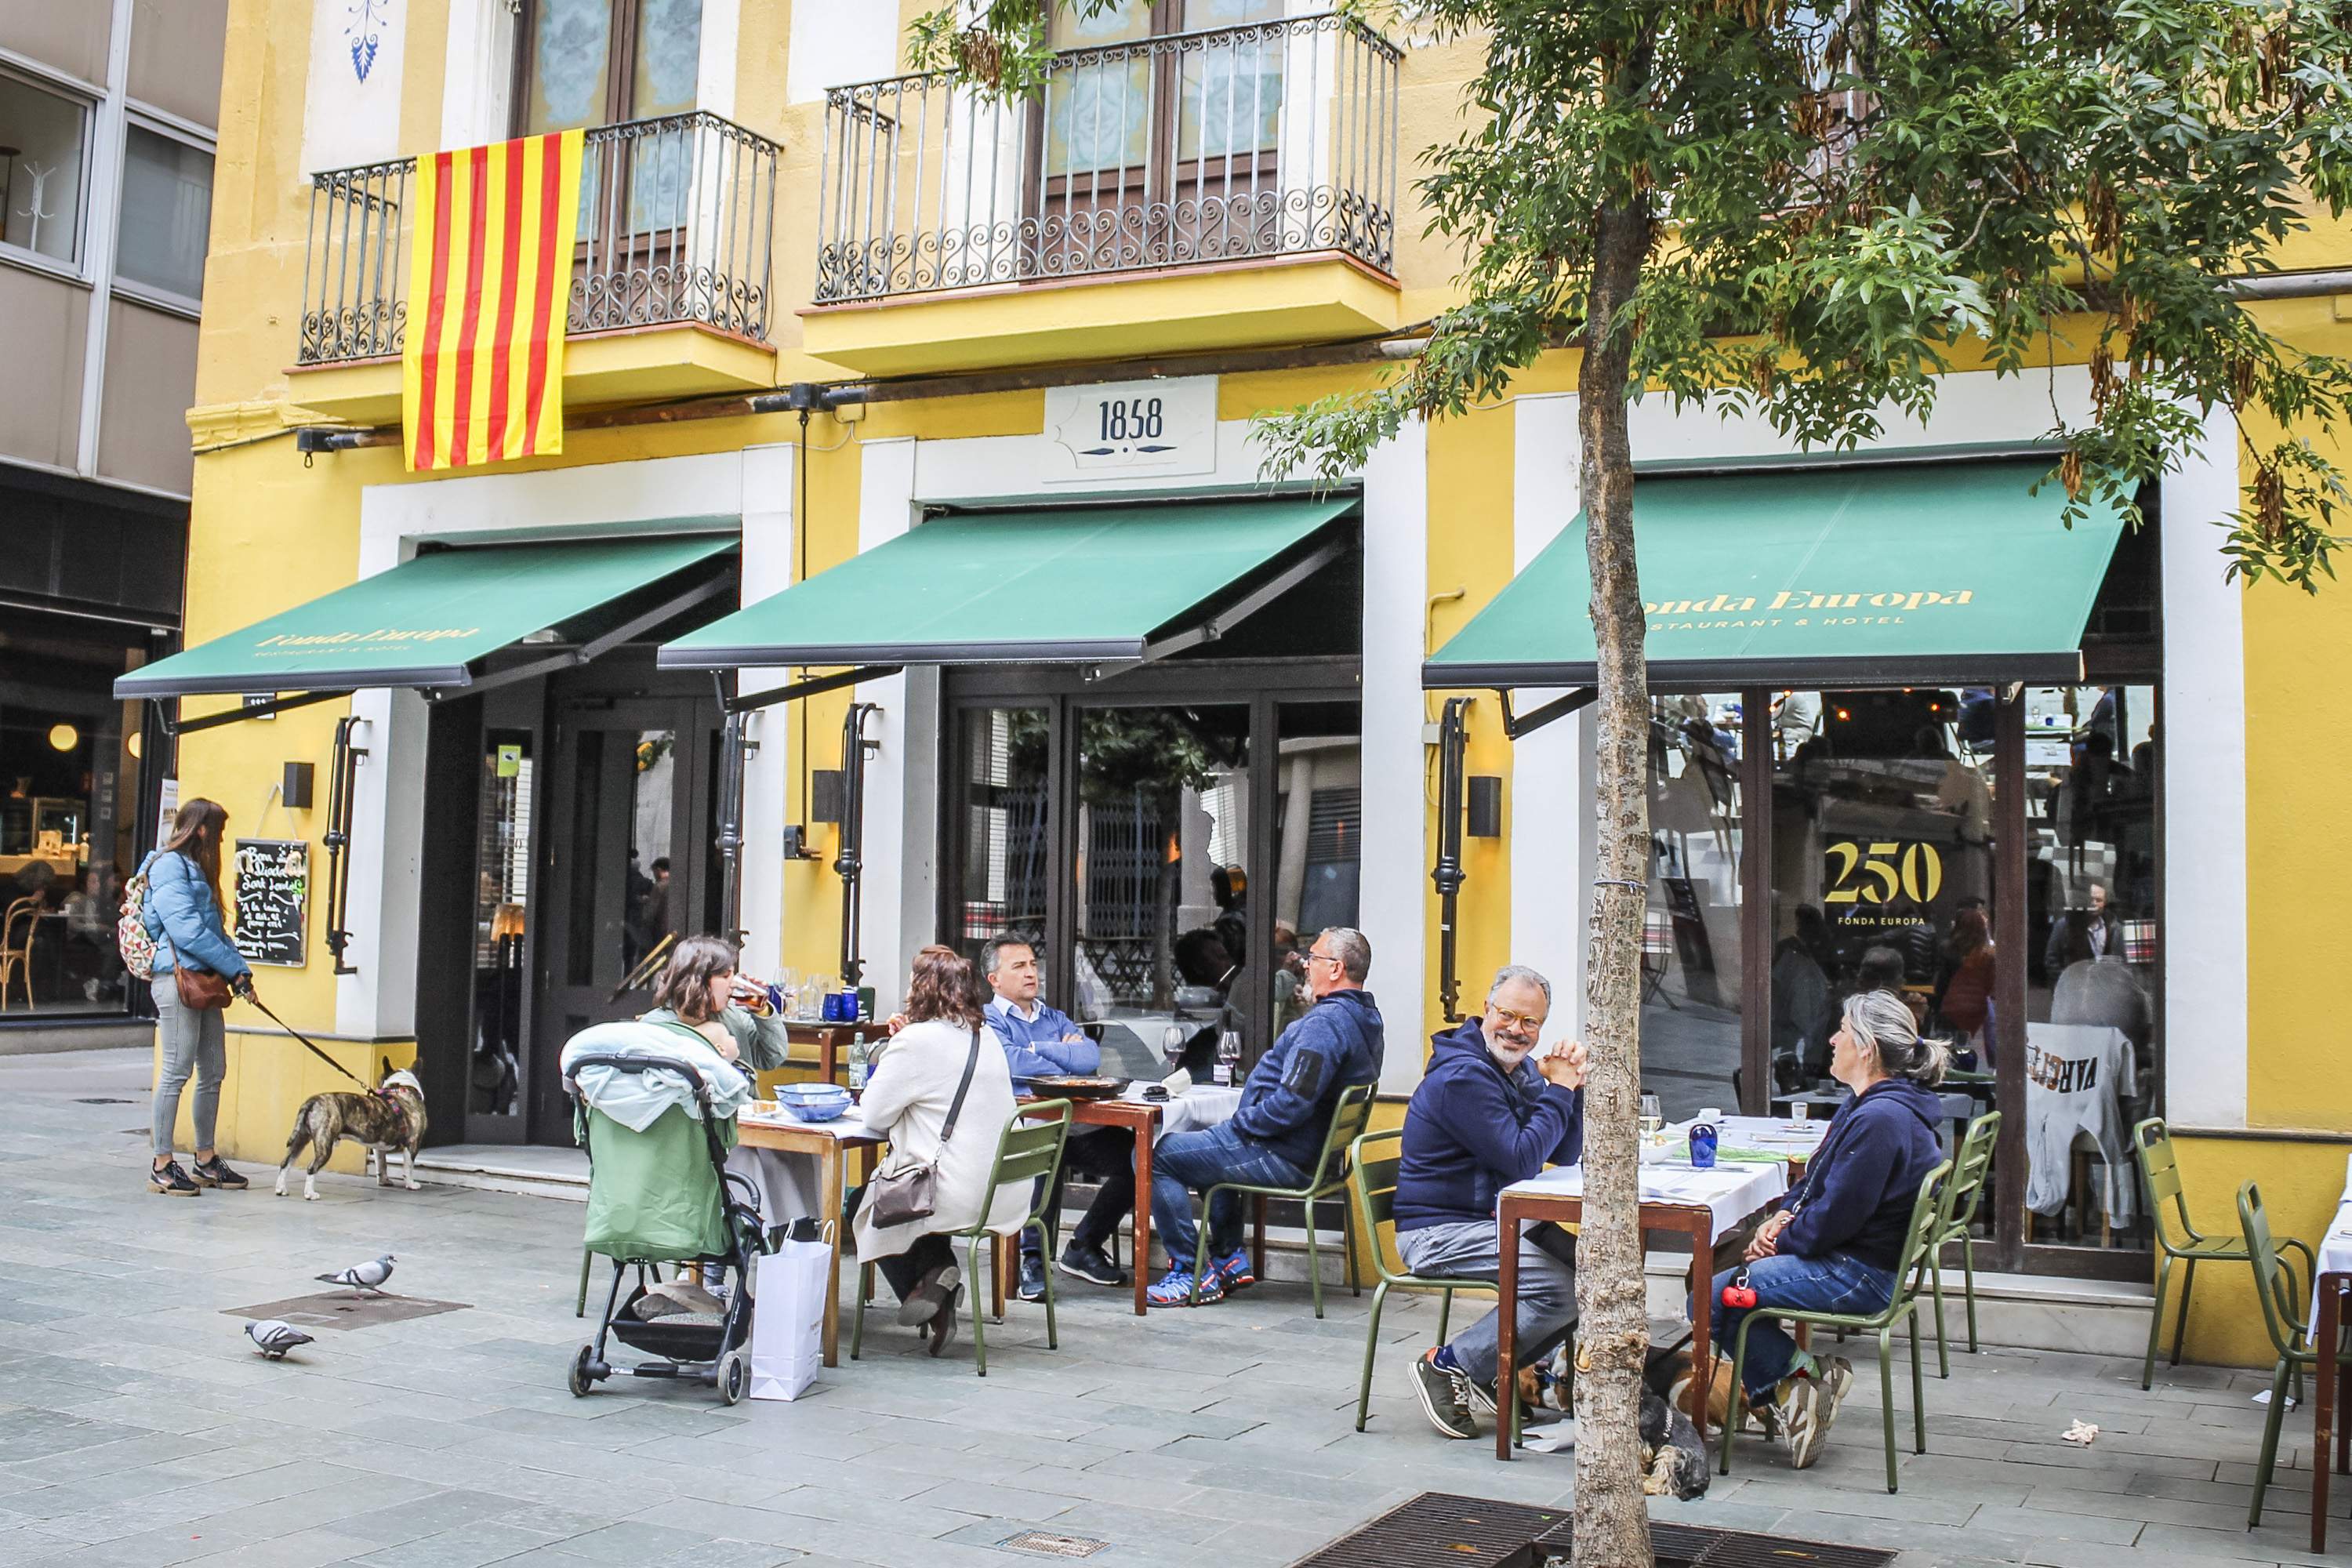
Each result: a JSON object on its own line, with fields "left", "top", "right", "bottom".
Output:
{"left": 853, "top": 946, "right": 1026, "bottom": 1356}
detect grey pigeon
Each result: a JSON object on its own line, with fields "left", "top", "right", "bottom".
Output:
{"left": 245, "top": 1319, "right": 313, "bottom": 1359}
{"left": 314, "top": 1254, "right": 396, "bottom": 1294}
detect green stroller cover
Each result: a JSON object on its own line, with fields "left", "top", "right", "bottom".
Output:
{"left": 579, "top": 1102, "right": 740, "bottom": 1262}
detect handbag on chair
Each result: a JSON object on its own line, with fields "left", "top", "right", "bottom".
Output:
{"left": 865, "top": 1027, "right": 981, "bottom": 1228}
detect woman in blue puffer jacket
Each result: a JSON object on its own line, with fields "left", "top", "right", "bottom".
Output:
{"left": 140, "top": 798, "right": 255, "bottom": 1196}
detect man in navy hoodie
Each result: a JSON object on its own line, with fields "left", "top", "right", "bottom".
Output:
{"left": 1145, "top": 927, "right": 1385, "bottom": 1306}
{"left": 1397, "top": 965, "right": 1588, "bottom": 1439}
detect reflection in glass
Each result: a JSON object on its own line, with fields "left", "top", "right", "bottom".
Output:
{"left": 470, "top": 731, "right": 534, "bottom": 1116}
{"left": 1641, "top": 692, "right": 1744, "bottom": 1120}
{"left": 949, "top": 707, "right": 1051, "bottom": 967}
{"left": 525, "top": 0, "right": 615, "bottom": 134}
{"left": 626, "top": 730, "right": 678, "bottom": 969}
{"left": 1269, "top": 708, "right": 1359, "bottom": 1040}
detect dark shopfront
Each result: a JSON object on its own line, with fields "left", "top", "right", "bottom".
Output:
{"left": 0, "top": 468, "right": 180, "bottom": 1023}
{"left": 1430, "top": 458, "right": 2165, "bottom": 1281}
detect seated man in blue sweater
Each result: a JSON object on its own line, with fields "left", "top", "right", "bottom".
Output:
{"left": 982, "top": 934, "right": 1134, "bottom": 1300}
{"left": 1711, "top": 989, "right": 1947, "bottom": 1469}
{"left": 1399, "top": 965, "right": 1588, "bottom": 1439}
{"left": 1146, "top": 927, "right": 1385, "bottom": 1306}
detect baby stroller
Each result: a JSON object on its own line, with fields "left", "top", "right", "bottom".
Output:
{"left": 566, "top": 1051, "right": 767, "bottom": 1404}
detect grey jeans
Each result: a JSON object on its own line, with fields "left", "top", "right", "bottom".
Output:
{"left": 1398, "top": 1218, "right": 1578, "bottom": 1386}
{"left": 151, "top": 973, "right": 225, "bottom": 1160}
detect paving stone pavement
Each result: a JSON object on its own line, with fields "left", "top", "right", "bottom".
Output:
{"left": 0, "top": 1049, "right": 2339, "bottom": 1568}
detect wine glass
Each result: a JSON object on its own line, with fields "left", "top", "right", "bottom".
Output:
{"left": 1639, "top": 1093, "right": 1664, "bottom": 1145}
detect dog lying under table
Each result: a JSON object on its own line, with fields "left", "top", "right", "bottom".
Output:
{"left": 276, "top": 1069, "right": 427, "bottom": 1200}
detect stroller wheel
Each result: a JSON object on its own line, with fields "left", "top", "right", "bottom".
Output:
{"left": 718, "top": 1347, "right": 750, "bottom": 1406}
{"left": 568, "top": 1342, "right": 597, "bottom": 1399}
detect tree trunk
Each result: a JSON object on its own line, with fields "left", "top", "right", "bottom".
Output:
{"left": 1572, "top": 194, "right": 1656, "bottom": 1568}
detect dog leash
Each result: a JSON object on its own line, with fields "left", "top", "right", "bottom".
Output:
{"left": 240, "top": 992, "right": 372, "bottom": 1091}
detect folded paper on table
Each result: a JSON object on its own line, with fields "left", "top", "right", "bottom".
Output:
{"left": 1503, "top": 1160, "right": 1790, "bottom": 1244}
{"left": 750, "top": 1232, "right": 830, "bottom": 1402}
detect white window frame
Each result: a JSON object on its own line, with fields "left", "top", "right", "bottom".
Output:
{"left": 0, "top": 53, "right": 99, "bottom": 286}
{"left": 111, "top": 105, "right": 216, "bottom": 319}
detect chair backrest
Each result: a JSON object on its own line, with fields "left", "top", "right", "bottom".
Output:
{"left": 1309, "top": 1082, "right": 1380, "bottom": 1191}
{"left": 2236, "top": 1178, "right": 2310, "bottom": 1360}
{"left": 2134, "top": 1117, "right": 2201, "bottom": 1247}
{"left": 1892, "top": 1158, "right": 1956, "bottom": 1291}
{"left": 991, "top": 1098, "right": 1073, "bottom": 1210}
{"left": 1942, "top": 1112, "right": 2001, "bottom": 1234}
{"left": 1348, "top": 1128, "right": 1407, "bottom": 1282}
{"left": 0, "top": 896, "right": 38, "bottom": 952}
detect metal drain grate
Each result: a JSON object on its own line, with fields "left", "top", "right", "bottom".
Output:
{"left": 75, "top": 1098, "right": 134, "bottom": 1104}
{"left": 1293, "top": 1493, "right": 1566, "bottom": 1568}
{"left": 224, "top": 1291, "right": 469, "bottom": 1332}
{"left": 997, "top": 1531, "right": 1109, "bottom": 1559}
{"left": 1530, "top": 1517, "right": 1900, "bottom": 1568}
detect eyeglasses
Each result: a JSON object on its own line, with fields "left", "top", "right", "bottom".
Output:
{"left": 1305, "top": 951, "right": 1341, "bottom": 968}
{"left": 1488, "top": 1007, "right": 1544, "bottom": 1034}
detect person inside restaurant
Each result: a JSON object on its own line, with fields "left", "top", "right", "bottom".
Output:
{"left": 979, "top": 932, "right": 1134, "bottom": 1300}
{"left": 1711, "top": 989, "right": 1948, "bottom": 1470}
{"left": 1145, "top": 926, "right": 1385, "bottom": 1307}
{"left": 1396, "top": 964, "right": 1588, "bottom": 1440}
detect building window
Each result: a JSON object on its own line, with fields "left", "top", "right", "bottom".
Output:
{"left": 115, "top": 125, "right": 213, "bottom": 303}
{"left": 516, "top": 0, "right": 702, "bottom": 134}
{"left": 0, "top": 71, "right": 91, "bottom": 268}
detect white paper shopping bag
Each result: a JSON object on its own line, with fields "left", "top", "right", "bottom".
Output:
{"left": 749, "top": 1229, "right": 829, "bottom": 1402}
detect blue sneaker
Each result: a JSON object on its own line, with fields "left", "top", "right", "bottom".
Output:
{"left": 1213, "top": 1249, "right": 1255, "bottom": 1292}
{"left": 1148, "top": 1267, "right": 1225, "bottom": 1307}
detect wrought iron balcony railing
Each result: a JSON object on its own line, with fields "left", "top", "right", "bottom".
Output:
{"left": 815, "top": 12, "right": 1401, "bottom": 304}
{"left": 298, "top": 111, "right": 780, "bottom": 365}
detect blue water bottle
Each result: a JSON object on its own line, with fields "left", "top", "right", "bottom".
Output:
{"left": 1689, "top": 1121, "right": 1719, "bottom": 1169}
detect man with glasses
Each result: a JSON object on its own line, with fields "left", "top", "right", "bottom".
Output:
{"left": 1398, "top": 964, "right": 1588, "bottom": 1439}
{"left": 1145, "top": 927, "right": 1385, "bottom": 1307}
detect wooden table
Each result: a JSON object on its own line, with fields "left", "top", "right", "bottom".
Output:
{"left": 735, "top": 1113, "right": 883, "bottom": 1368}
{"left": 2313, "top": 1270, "right": 2350, "bottom": 1552}
{"left": 1001, "top": 1096, "right": 1163, "bottom": 1318}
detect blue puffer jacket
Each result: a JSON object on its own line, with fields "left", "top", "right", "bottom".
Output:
{"left": 1777, "top": 1076, "right": 1945, "bottom": 1272}
{"left": 1395, "top": 1019, "right": 1582, "bottom": 1232}
{"left": 140, "top": 850, "right": 250, "bottom": 980}
{"left": 1229, "top": 988, "right": 1385, "bottom": 1172}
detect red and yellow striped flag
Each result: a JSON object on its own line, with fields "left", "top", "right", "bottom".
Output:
{"left": 401, "top": 129, "right": 584, "bottom": 471}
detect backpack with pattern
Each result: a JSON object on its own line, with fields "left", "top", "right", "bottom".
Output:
{"left": 118, "top": 858, "right": 159, "bottom": 982}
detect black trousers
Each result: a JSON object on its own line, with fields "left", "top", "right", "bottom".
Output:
{"left": 1022, "top": 1125, "right": 1136, "bottom": 1261}
{"left": 875, "top": 1232, "right": 956, "bottom": 1303}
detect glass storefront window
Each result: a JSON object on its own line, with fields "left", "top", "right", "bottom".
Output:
{"left": 1269, "top": 701, "right": 1361, "bottom": 1043}
{"left": 1641, "top": 691, "right": 1744, "bottom": 1120}
{"left": 947, "top": 706, "right": 1052, "bottom": 970}
{"left": 0, "top": 619, "right": 154, "bottom": 1017}
{"left": 470, "top": 731, "right": 533, "bottom": 1120}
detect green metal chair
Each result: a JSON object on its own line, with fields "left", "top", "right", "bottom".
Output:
{"left": 1720, "top": 1158, "right": 1953, "bottom": 1494}
{"left": 1926, "top": 1112, "right": 2001, "bottom": 1376}
{"left": 1189, "top": 1082, "right": 1376, "bottom": 1317}
{"left": 851, "top": 1098, "right": 1073, "bottom": 1377}
{"left": 2236, "top": 1178, "right": 2336, "bottom": 1528}
{"left": 1344, "top": 1128, "right": 1525, "bottom": 1443}
{"left": 2135, "top": 1116, "right": 2251, "bottom": 1391}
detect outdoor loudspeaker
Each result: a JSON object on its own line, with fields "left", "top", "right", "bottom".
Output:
{"left": 282, "top": 761, "right": 315, "bottom": 811}
{"left": 810, "top": 769, "right": 845, "bottom": 825}
{"left": 1466, "top": 775, "right": 1502, "bottom": 838}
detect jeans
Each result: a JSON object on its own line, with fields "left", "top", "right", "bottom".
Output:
{"left": 1398, "top": 1219, "right": 1579, "bottom": 1386}
{"left": 1023, "top": 1125, "right": 1134, "bottom": 1261}
{"left": 151, "top": 973, "right": 225, "bottom": 1160}
{"left": 1710, "top": 1250, "right": 1896, "bottom": 1396}
{"left": 1149, "top": 1122, "right": 1308, "bottom": 1271}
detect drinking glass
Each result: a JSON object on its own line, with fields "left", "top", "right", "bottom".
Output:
{"left": 1639, "top": 1092, "right": 1664, "bottom": 1145}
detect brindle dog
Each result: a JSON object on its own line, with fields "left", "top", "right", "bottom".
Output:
{"left": 275, "top": 1069, "right": 427, "bottom": 1200}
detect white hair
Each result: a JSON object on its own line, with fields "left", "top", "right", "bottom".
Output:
{"left": 1486, "top": 965, "right": 1552, "bottom": 1009}
{"left": 1842, "top": 989, "right": 1950, "bottom": 1086}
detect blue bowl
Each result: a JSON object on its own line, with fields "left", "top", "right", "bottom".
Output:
{"left": 777, "top": 1083, "right": 851, "bottom": 1123}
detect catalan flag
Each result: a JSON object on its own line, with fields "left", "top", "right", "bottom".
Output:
{"left": 401, "top": 129, "right": 584, "bottom": 471}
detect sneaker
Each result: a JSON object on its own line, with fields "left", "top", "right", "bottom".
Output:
{"left": 927, "top": 1288, "right": 962, "bottom": 1357}
{"left": 1057, "top": 1242, "right": 1127, "bottom": 1287}
{"left": 147, "top": 1160, "right": 199, "bottom": 1197}
{"left": 1016, "top": 1254, "right": 1048, "bottom": 1303}
{"left": 191, "top": 1156, "right": 248, "bottom": 1191}
{"left": 1147, "top": 1267, "right": 1223, "bottom": 1308}
{"left": 896, "top": 1262, "right": 962, "bottom": 1327}
{"left": 1409, "top": 1348, "right": 1479, "bottom": 1439}
{"left": 1212, "top": 1249, "right": 1255, "bottom": 1292}
{"left": 1818, "top": 1354, "right": 1855, "bottom": 1411}
{"left": 1774, "top": 1374, "right": 1837, "bottom": 1470}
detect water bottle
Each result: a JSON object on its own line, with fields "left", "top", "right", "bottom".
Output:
{"left": 1214, "top": 1029, "right": 1241, "bottom": 1087}
{"left": 848, "top": 1031, "right": 869, "bottom": 1097}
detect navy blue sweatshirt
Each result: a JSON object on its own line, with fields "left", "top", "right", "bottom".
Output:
{"left": 1778, "top": 1076, "right": 1945, "bottom": 1272}
{"left": 1230, "top": 988, "right": 1385, "bottom": 1172}
{"left": 1395, "top": 1019, "right": 1582, "bottom": 1232}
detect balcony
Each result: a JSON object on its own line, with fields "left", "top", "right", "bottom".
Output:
{"left": 803, "top": 13, "right": 1405, "bottom": 376}
{"left": 289, "top": 111, "right": 781, "bottom": 423}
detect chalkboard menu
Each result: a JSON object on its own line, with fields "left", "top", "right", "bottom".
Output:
{"left": 232, "top": 839, "right": 309, "bottom": 967}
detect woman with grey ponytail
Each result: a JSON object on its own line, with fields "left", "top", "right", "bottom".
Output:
{"left": 1707, "top": 987, "right": 1950, "bottom": 1472}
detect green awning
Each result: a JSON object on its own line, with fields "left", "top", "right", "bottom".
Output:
{"left": 1425, "top": 459, "right": 2126, "bottom": 689}
{"left": 116, "top": 533, "right": 736, "bottom": 699}
{"left": 659, "top": 495, "right": 1354, "bottom": 669}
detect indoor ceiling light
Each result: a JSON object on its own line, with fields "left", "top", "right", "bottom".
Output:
{"left": 47, "top": 724, "right": 78, "bottom": 753}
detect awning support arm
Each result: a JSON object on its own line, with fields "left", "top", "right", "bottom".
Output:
{"left": 725, "top": 665, "right": 901, "bottom": 714}
{"left": 155, "top": 689, "right": 350, "bottom": 736}
{"left": 1500, "top": 687, "right": 1597, "bottom": 740}
{"left": 1431, "top": 696, "right": 1471, "bottom": 1024}
{"left": 1134, "top": 538, "right": 1348, "bottom": 663}
{"left": 430, "top": 574, "right": 738, "bottom": 702}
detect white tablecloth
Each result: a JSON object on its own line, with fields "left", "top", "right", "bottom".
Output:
{"left": 1114, "top": 1083, "right": 1243, "bottom": 1142}
{"left": 732, "top": 1105, "right": 880, "bottom": 1229}
{"left": 2309, "top": 1153, "right": 2352, "bottom": 1332}
{"left": 1501, "top": 1159, "right": 1791, "bottom": 1244}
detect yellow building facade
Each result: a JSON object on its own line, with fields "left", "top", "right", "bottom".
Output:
{"left": 159, "top": 0, "right": 2351, "bottom": 1366}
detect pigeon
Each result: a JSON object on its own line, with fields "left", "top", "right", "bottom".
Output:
{"left": 315, "top": 1254, "right": 396, "bottom": 1294}
{"left": 245, "top": 1319, "right": 314, "bottom": 1359}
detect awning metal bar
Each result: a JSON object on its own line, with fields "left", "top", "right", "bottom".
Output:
{"left": 726, "top": 664, "right": 902, "bottom": 714}
{"left": 426, "top": 572, "right": 737, "bottom": 702}
{"left": 1500, "top": 687, "right": 1597, "bottom": 740}
{"left": 158, "top": 689, "right": 350, "bottom": 736}
{"left": 1136, "top": 537, "right": 1347, "bottom": 662}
